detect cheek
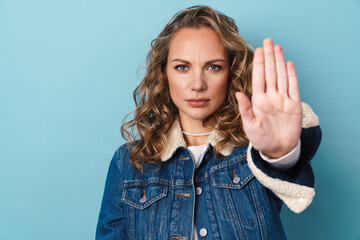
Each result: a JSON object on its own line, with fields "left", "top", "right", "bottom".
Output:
{"left": 214, "top": 76, "right": 229, "bottom": 103}
{"left": 167, "top": 71, "right": 188, "bottom": 100}
{"left": 219, "top": 86, "right": 228, "bottom": 105}
{"left": 167, "top": 79, "right": 184, "bottom": 104}
{"left": 166, "top": 71, "right": 177, "bottom": 102}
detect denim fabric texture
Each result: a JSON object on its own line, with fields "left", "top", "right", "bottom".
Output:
{"left": 96, "top": 103, "right": 321, "bottom": 240}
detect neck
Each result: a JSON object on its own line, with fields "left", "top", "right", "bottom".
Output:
{"left": 179, "top": 115, "right": 216, "bottom": 146}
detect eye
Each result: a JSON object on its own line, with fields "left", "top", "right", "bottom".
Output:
{"left": 175, "top": 65, "right": 188, "bottom": 71}
{"left": 208, "top": 65, "right": 222, "bottom": 71}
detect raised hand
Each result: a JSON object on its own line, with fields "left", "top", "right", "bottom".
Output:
{"left": 236, "top": 38, "right": 302, "bottom": 158}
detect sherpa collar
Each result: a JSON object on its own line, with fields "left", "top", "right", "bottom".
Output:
{"left": 160, "top": 117, "right": 234, "bottom": 162}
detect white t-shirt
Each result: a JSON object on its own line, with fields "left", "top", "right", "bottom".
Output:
{"left": 188, "top": 140, "right": 301, "bottom": 240}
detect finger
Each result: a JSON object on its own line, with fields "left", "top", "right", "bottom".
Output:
{"left": 274, "top": 45, "right": 288, "bottom": 95}
{"left": 263, "top": 38, "right": 277, "bottom": 91}
{"left": 252, "top": 48, "right": 265, "bottom": 93}
{"left": 236, "top": 92, "right": 255, "bottom": 124}
{"left": 286, "top": 61, "right": 301, "bottom": 101}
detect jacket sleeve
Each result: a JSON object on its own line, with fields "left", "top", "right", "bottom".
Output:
{"left": 96, "top": 147, "right": 127, "bottom": 239}
{"left": 246, "top": 102, "right": 322, "bottom": 213}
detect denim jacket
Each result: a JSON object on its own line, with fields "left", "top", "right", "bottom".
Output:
{"left": 96, "top": 102, "right": 321, "bottom": 240}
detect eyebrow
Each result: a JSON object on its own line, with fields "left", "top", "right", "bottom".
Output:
{"left": 170, "top": 58, "right": 227, "bottom": 65}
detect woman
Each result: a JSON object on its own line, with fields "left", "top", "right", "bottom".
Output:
{"left": 96, "top": 5, "right": 321, "bottom": 240}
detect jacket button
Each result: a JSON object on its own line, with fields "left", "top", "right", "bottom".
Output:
{"left": 196, "top": 187, "right": 202, "bottom": 195}
{"left": 139, "top": 197, "right": 147, "bottom": 203}
{"left": 233, "top": 176, "right": 240, "bottom": 183}
{"left": 199, "top": 228, "right": 207, "bottom": 237}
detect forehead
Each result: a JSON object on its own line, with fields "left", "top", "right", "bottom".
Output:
{"left": 167, "top": 27, "right": 228, "bottom": 60}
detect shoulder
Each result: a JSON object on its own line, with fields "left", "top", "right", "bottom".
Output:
{"left": 300, "top": 102, "right": 322, "bottom": 160}
{"left": 115, "top": 143, "right": 132, "bottom": 156}
{"left": 301, "top": 102, "right": 320, "bottom": 129}
{"left": 109, "top": 143, "right": 133, "bottom": 171}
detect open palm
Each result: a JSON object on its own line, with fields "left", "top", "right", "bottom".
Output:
{"left": 236, "top": 38, "right": 302, "bottom": 158}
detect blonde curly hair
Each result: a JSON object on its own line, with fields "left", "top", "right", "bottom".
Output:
{"left": 121, "top": 5, "right": 254, "bottom": 170}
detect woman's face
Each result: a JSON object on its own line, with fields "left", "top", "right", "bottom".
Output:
{"left": 166, "top": 27, "right": 229, "bottom": 126}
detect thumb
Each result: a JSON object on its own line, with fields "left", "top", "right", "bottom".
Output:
{"left": 235, "top": 92, "right": 255, "bottom": 124}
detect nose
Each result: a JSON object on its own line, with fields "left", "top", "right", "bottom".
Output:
{"left": 191, "top": 69, "right": 207, "bottom": 92}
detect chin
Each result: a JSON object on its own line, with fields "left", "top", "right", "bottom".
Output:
{"left": 183, "top": 111, "right": 214, "bottom": 121}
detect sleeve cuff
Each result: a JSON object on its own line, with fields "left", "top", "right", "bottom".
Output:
{"left": 259, "top": 139, "right": 301, "bottom": 171}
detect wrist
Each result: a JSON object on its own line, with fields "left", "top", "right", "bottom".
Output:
{"left": 262, "top": 141, "right": 299, "bottom": 159}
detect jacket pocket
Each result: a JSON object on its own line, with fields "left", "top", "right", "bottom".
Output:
{"left": 213, "top": 162, "right": 254, "bottom": 190}
{"left": 121, "top": 181, "right": 169, "bottom": 239}
{"left": 212, "top": 157, "right": 269, "bottom": 236}
{"left": 122, "top": 182, "right": 168, "bottom": 210}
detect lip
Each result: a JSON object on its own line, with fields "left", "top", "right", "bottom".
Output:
{"left": 186, "top": 98, "right": 210, "bottom": 107}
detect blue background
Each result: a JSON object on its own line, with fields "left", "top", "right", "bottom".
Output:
{"left": 1, "top": 0, "right": 359, "bottom": 239}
